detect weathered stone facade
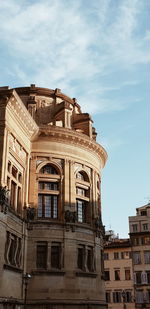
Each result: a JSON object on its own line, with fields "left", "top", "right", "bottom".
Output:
{"left": 0, "top": 85, "right": 107, "bottom": 309}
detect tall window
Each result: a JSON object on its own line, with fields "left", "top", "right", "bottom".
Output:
{"left": 133, "top": 251, "right": 141, "bottom": 264}
{"left": 113, "top": 291, "right": 122, "bottom": 303}
{"left": 75, "top": 170, "right": 90, "bottom": 223}
{"left": 38, "top": 164, "right": 60, "bottom": 219}
{"left": 51, "top": 242, "right": 61, "bottom": 269}
{"left": 36, "top": 242, "right": 47, "bottom": 269}
{"left": 114, "top": 269, "right": 120, "bottom": 280}
{"left": 125, "top": 269, "right": 131, "bottom": 280}
{"left": 7, "top": 161, "right": 23, "bottom": 213}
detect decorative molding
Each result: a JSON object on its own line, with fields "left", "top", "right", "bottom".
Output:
{"left": 36, "top": 126, "right": 107, "bottom": 167}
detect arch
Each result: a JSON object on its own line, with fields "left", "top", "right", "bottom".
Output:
{"left": 36, "top": 160, "right": 62, "bottom": 176}
{"left": 75, "top": 169, "right": 90, "bottom": 183}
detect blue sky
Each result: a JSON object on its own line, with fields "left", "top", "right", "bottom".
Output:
{"left": 0, "top": 0, "right": 150, "bottom": 237}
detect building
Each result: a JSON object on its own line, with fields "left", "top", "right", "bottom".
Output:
{"left": 129, "top": 203, "right": 150, "bottom": 308}
{"left": 0, "top": 85, "right": 107, "bottom": 309}
{"left": 104, "top": 231, "right": 135, "bottom": 309}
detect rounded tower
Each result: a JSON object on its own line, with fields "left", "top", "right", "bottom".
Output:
{"left": 16, "top": 85, "right": 108, "bottom": 309}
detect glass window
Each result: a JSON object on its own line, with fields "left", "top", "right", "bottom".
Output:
{"left": 132, "top": 224, "right": 138, "bottom": 232}
{"left": 143, "top": 223, "right": 148, "bottom": 231}
{"left": 113, "top": 291, "right": 122, "bottom": 303}
{"left": 40, "top": 164, "right": 58, "bottom": 174}
{"left": 125, "top": 269, "right": 131, "bottom": 280}
{"left": 106, "top": 291, "right": 111, "bottom": 303}
{"left": 36, "top": 242, "right": 47, "bottom": 269}
{"left": 12, "top": 166, "right": 18, "bottom": 178}
{"left": 136, "top": 290, "right": 144, "bottom": 303}
{"left": 135, "top": 272, "right": 142, "bottom": 284}
{"left": 133, "top": 251, "right": 141, "bottom": 264}
{"left": 76, "top": 187, "right": 86, "bottom": 196}
{"left": 77, "top": 199, "right": 86, "bottom": 223}
{"left": 38, "top": 194, "right": 58, "bottom": 219}
{"left": 114, "top": 252, "right": 119, "bottom": 259}
{"left": 104, "top": 270, "right": 110, "bottom": 281}
{"left": 125, "top": 291, "right": 132, "bottom": 303}
{"left": 142, "top": 236, "right": 150, "bottom": 245}
{"left": 51, "top": 243, "right": 61, "bottom": 269}
{"left": 104, "top": 252, "right": 109, "bottom": 260}
{"left": 115, "top": 269, "right": 120, "bottom": 280}
{"left": 87, "top": 246, "right": 93, "bottom": 272}
{"left": 144, "top": 251, "right": 150, "bottom": 264}
{"left": 76, "top": 172, "right": 85, "bottom": 180}
{"left": 141, "top": 210, "right": 147, "bottom": 216}
{"left": 77, "top": 246, "right": 85, "bottom": 270}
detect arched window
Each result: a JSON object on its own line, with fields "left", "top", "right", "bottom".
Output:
{"left": 75, "top": 170, "right": 90, "bottom": 223}
{"left": 38, "top": 164, "right": 60, "bottom": 219}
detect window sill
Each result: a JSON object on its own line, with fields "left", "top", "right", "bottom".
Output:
{"left": 31, "top": 269, "right": 65, "bottom": 276}
{"left": 76, "top": 271, "right": 97, "bottom": 278}
{"left": 4, "top": 264, "right": 23, "bottom": 273}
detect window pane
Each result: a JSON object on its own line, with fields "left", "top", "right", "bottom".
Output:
{"left": 38, "top": 195, "right": 43, "bottom": 217}
{"left": 36, "top": 243, "right": 47, "bottom": 269}
{"left": 45, "top": 195, "right": 51, "bottom": 217}
{"left": 40, "top": 164, "right": 57, "bottom": 174}
{"left": 51, "top": 244, "right": 60, "bottom": 269}
{"left": 115, "top": 269, "right": 120, "bottom": 280}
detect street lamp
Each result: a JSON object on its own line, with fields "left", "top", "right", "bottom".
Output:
{"left": 23, "top": 273, "right": 31, "bottom": 309}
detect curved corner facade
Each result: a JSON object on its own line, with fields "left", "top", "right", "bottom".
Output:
{"left": 0, "top": 85, "right": 107, "bottom": 309}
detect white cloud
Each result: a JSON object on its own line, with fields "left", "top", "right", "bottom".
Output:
{"left": 0, "top": 0, "right": 149, "bottom": 113}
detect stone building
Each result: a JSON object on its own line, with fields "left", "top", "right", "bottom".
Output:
{"left": 104, "top": 232, "right": 135, "bottom": 309}
{"left": 129, "top": 203, "right": 150, "bottom": 308}
{"left": 0, "top": 85, "right": 107, "bottom": 309}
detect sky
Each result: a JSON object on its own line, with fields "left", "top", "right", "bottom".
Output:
{"left": 0, "top": 0, "right": 150, "bottom": 237}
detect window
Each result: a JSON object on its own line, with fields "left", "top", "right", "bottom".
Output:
{"left": 38, "top": 194, "right": 58, "bottom": 218}
{"left": 40, "top": 164, "right": 57, "bottom": 174}
{"left": 75, "top": 170, "right": 90, "bottom": 224}
{"left": 77, "top": 245, "right": 94, "bottom": 272}
{"left": 7, "top": 161, "right": 23, "bottom": 214}
{"left": 51, "top": 243, "right": 61, "bottom": 269}
{"left": 87, "top": 246, "right": 93, "bottom": 272}
{"left": 114, "top": 252, "right": 119, "bottom": 259}
{"left": 76, "top": 171, "right": 85, "bottom": 180}
{"left": 36, "top": 242, "right": 47, "bottom": 269}
{"left": 106, "top": 291, "right": 111, "bottom": 303}
{"left": 12, "top": 166, "right": 17, "bottom": 178}
{"left": 5, "top": 232, "right": 22, "bottom": 268}
{"left": 132, "top": 224, "right": 138, "bottom": 232}
{"left": 38, "top": 164, "right": 60, "bottom": 219}
{"left": 104, "top": 252, "right": 109, "bottom": 260}
{"left": 143, "top": 223, "right": 148, "bottom": 231}
{"left": 142, "top": 236, "right": 150, "bottom": 245}
{"left": 133, "top": 251, "right": 141, "bottom": 264}
{"left": 133, "top": 237, "right": 140, "bottom": 246}
{"left": 136, "top": 290, "right": 144, "bottom": 303}
{"left": 114, "top": 269, "right": 120, "bottom": 280}
{"left": 39, "top": 182, "right": 58, "bottom": 191}
{"left": 76, "top": 187, "right": 86, "bottom": 196}
{"left": 135, "top": 272, "right": 142, "bottom": 284}
{"left": 113, "top": 291, "right": 121, "bottom": 303}
{"left": 77, "top": 245, "right": 85, "bottom": 270}
{"left": 141, "top": 210, "right": 147, "bottom": 216}
{"left": 125, "top": 291, "right": 132, "bottom": 303}
{"left": 10, "top": 181, "right": 16, "bottom": 208}
{"left": 77, "top": 199, "right": 86, "bottom": 223}
{"left": 125, "top": 269, "right": 131, "bottom": 280}
{"left": 144, "top": 251, "right": 150, "bottom": 264}
{"left": 104, "top": 270, "right": 110, "bottom": 281}
{"left": 147, "top": 271, "right": 150, "bottom": 284}
{"left": 121, "top": 251, "right": 130, "bottom": 259}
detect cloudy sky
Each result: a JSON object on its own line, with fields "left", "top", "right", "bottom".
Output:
{"left": 0, "top": 0, "right": 150, "bottom": 237}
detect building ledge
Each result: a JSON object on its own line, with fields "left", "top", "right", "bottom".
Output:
{"left": 31, "top": 269, "right": 65, "bottom": 276}
{"left": 76, "top": 271, "right": 97, "bottom": 278}
{"left": 3, "top": 264, "right": 23, "bottom": 273}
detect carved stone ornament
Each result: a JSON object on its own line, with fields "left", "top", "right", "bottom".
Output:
{"left": 65, "top": 210, "right": 77, "bottom": 223}
{"left": 0, "top": 186, "right": 9, "bottom": 213}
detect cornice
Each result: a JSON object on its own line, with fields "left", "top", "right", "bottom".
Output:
{"left": 6, "top": 90, "right": 39, "bottom": 139}
{"left": 33, "top": 126, "right": 108, "bottom": 167}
